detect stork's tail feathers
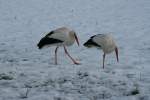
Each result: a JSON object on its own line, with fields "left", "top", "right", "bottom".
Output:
{"left": 84, "top": 39, "right": 101, "bottom": 48}
{"left": 83, "top": 39, "right": 94, "bottom": 48}
{"left": 37, "top": 37, "right": 47, "bottom": 49}
{"left": 37, "top": 38, "right": 44, "bottom": 49}
{"left": 37, "top": 37, "right": 63, "bottom": 49}
{"left": 37, "top": 44, "right": 42, "bottom": 49}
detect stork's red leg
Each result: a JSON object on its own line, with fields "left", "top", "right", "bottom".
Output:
{"left": 55, "top": 46, "right": 59, "bottom": 65}
{"left": 63, "top": 46, "right": 80, "bottom": 65}
{"left": 103, "top": 53, "right": 105, "bottom": 69}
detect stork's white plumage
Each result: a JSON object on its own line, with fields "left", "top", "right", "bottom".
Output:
{"left": 84, "top": 34, "right": 119, "bottom": 68}
{"left": 37, "top": 27, "right": 80, "bottom": 65}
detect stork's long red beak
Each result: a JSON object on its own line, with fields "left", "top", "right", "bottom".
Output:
{"left": 115, "top": 47, "right": 119, "bottom": 62}
{"left": 74, "top": 34, "right": 79, "bottom": 46}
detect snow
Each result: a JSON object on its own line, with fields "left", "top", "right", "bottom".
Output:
{"left": 0, "top": 0, "right": 150, "bottom": 100}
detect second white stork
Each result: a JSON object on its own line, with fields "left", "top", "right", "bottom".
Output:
{"left": 37, "top": 27, "right": 80, "bottom": 65}
{"left": 83, "top": 34, "right": 119, "bottom": 68}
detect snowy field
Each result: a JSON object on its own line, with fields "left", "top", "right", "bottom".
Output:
{"left": 0, "top": 0, "right": 150, "bottom": 100}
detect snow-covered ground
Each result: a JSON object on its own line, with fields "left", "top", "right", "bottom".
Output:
{"left": 0, "top": 0, "right": 150, "bottom": 100}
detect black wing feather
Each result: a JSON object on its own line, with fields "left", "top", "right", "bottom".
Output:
{"left": 45, "top": 31, "right": 54, "bottom": 37}
{"left": 90, "top": 34, "right": 103, "bottom": 39}
{"left": 37, "top": 37, "right": 63, "bottom": 49}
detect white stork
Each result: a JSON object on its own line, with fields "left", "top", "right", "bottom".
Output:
{"left": 37, "top": 27, "right": 80, "bottom": 65}
{"left": 83, "top": 34, "right": 119, "bottom": 68}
